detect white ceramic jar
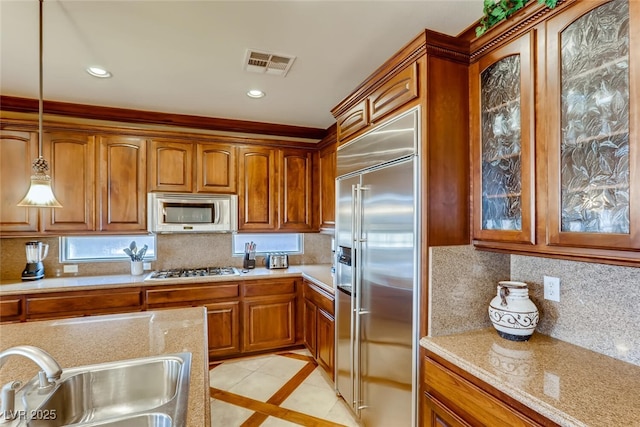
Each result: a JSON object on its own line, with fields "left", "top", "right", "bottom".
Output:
{"left": 488, "top": 281, "right": 539, "bottom": 341}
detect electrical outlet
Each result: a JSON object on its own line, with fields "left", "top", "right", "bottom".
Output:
{"left": 63, "top": 264, "right": 78, "bottom": 274}
{"left": 143, "top": 262, "right": 152, "bottom": 271}
{"left": 544, "top": 276, "right": 560, "bottom": 302}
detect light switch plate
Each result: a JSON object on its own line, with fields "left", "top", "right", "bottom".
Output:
{"left": 143, "top": 262, "right": 152, "bottom": 271}
{"left": 544, "top": 371, "right": 560, "bottom": 399}
{"left": 544, "top": 276, "right": 560, "bottom": 302}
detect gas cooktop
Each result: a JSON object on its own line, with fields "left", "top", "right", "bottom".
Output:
{"left": 145, "top": 266, "right": 240, "bottom": 281}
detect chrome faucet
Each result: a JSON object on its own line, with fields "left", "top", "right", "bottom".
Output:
{"left": 0, "top": 346, "right": 62, "bottom": 423}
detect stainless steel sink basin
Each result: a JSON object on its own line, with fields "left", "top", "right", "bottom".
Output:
{"left": 14, "top": 353, "right": 190, "bottom": 427}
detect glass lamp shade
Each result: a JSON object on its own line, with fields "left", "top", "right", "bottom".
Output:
{"left": 17, "top": 158, "right": 62, "bottom": 208}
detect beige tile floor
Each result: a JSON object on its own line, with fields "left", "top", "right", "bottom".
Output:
{"left": 210, "top": 349, "right": 360, "bottom": 427}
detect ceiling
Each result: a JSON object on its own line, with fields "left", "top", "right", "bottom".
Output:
{"left": 0, "top": 1, "right": 483, "bottom": 134}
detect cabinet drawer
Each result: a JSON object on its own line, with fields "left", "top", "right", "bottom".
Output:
{"left": 146, "top": 283, "right": 239, "bottom": 306}
{"left": 368, "top": 62, "right": 418, "bottom": 123}
{"left": 243, "top": 279, "right": 296, "bottom": 297}
{"left": 424, "top": 357, "right": 540, "bottom": 427}
{"left": 303, "top": 281, "right": 334, "bottom": 316}
{"left": 26, "top": 289, "right": 142, "bottom": 317}
{"left": 0, "top": 297, "right": 24, "bottom": 322}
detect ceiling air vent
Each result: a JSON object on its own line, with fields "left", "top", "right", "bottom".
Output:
{"left": 244, "top": 49, "right": 296, "bottom": 77}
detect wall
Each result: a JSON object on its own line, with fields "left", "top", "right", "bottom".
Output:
{"left": 0, "top": 233, "right": 332, "bottom": 280}
{"left": 428, "top": 245, "right": 640, "bottom": 367}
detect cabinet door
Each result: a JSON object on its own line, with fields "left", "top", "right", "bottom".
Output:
{"left": 546, "top": 0, "right": 640, "bottom": 250}
{"left": 238, "top": 146, "right": 277, "bottom": 230}
{"left": 206, "top": 301, "right": 240, "bottom": 358}
{"left": 0, "top": 131, "right": 38, "bottom": 232}
{"left": 303, "top": 298, "right": 317, "bottom": 356}
{"left": 471, "top": 31, "right": 535, "bottom": 244}
{"left": 316, "top": 308, "right": 335, "bottom": 380}
{"left": 148, "top": 140, "right": 193, "bottom": 192}
{"left": 423, "top": 395, "right": 471, "bottom": 427}
{"left": 319, "top": 141, "right": 336, "bottom": 231}
{"left": 242, "top": 294, "right": 296, "bottom": 352}
{"left": 336, "top": 100, "right": 368, "bottom": 144}
{"left": 26, "top": 288, "right": 143, "bottom": 320}
{"left": 42, "top": 131, "right": 96, "bottom": 231}
{"left": 368, "top": 62, "right": 418, "bottom": 124}
{"left": 196, "top": 143, "right": 237, "bottom": 193}
{"left": 98, "top": 136, "right": 147, "bottom": 231}
{"left": 278, "top": 148, "right": 314, "bottom": 231}
{"left": 0, "top": 296, "right": 25, "bottom": 323}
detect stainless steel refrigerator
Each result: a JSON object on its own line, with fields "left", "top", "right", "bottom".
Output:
{"left": 335, "top": 108, "right": 419, "bottom": 427}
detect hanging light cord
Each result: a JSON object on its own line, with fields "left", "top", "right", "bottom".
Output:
{"left": 32, "top": 0, "right": 48, "bottom": 174}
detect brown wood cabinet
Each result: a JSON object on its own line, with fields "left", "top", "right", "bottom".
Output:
{"left": 25, "top": 288, "right": 143, "bottom": 320}
{"left": 148, "top": 139, "right": 194, "bottom": 192}
{"left": 238, "top": 146, "right": 277, "bottom": 231}
{"left": 302, "top": 279, "right": 335, "bottom": 379}
{"left": 278, "top": 148, "right": 314, "bottom": 231}
{"left": 336, "top": 100, "right": 368, "bottom": 143}
{"left": 0, "top": 130, "right": 38, "bottom": 233}
{"left": 42, "top": 131, "right": 96, "bottom": 232}
{"left": 0, "top": 296, "right": 25, "bottom": 323}
{"left": 205, "top": 301, "right": 241, "bottom": 358}
{"left": 196, "top": 143, "right": 237, "bottom": 193}
{"left": 470, "top": 0, "right": 640, "bottom": 265}
{"left": 368, "top": 61, "right": 419, "bottom": 125}
{"left": 423, "top": 354, "right": 556, "bottom": 427}
{"left": 98, "top": 135, "right": 147, "bottom": 232}
{"left": 470, "top": 31, "right": 535, "bottom": 245}
{"left": 318, "top": 131, "right": 336, "bottom": 233}
{"left": 242, "top": 278, "right": 298, "bottom": 352}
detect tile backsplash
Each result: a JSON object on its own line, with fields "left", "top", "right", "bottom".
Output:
{"left": 429, "top": 245, "right": 640, "bottom": 366}
{"left": 0, "top": 233, "right": 332, "bottom": 280}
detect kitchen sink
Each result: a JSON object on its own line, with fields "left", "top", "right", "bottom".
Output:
{"left": 13, "top": 353, "right": 190, "bottom": 427}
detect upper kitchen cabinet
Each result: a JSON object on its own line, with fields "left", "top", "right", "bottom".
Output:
{"left": 470, "top": 31, "right": 535, "bottom": 244}
{"left": 546, "top": 0, "right": 640, "bottom": 251}
{"left": 41, "top": 131, "right": 96, "bottom": 232}
{"left": 470, "top": 0, "right": 640, "bottom": 265}
{"left": 0, "top": 130, "right": 38, "bottom": 233}
{"left": 318, "top": 126, "right": 337, "bottom": 233}
{"left": 148, "top": 139, "right": 194, "bottom": 192}
{"left": 238, "top": 146, "right": 277, "bottom": 231}
{"left": 278, "top": 148, "right": 315, "bottom": 231}
{"left": 196, "top": 143, "right": 237, "bottom": 194}
{"left": 336, "top": 100, "right": 368, "bottom": 144}
{"left": 98, "top": 135, "right": 147, "bottom": 232}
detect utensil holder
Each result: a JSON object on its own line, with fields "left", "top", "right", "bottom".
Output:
{"left": 130, "top": 261, "right": 144, "bottom": 276}
{"left": 243, "top": 257, "right": 255, "bottom": 269}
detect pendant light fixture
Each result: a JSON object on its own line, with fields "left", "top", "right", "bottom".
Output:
{"left": 18, "top": 0, "right": 62, "bottom": 208}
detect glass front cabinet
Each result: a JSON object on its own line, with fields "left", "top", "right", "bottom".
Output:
{"left": 471, "top": 31, "right": 535, "bottom": 244}
{"left": 547, "top": 0, "right": 639, "bottom": 251}
{"left": 471, "top": 0, "right": 639, "bottom": 262}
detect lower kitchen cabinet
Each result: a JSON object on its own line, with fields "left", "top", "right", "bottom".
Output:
{"left": 243, "top": 293, "right": 297, "bottom": 353}
{"left": 302, "top": 279, "right": 335, "bottom": 379}
{"left": 0, "top": 295, "right": 25, "bottom": 323}
{"left": 205, "top": 301, "right": 240, "bottom": 358}
{"left": 423, "top": 354, "right": 556, "bottom": 427}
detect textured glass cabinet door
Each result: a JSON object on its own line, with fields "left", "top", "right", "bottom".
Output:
{"left": 547, "top": 0, "right": 640, "bottom": 250}
{"left": 471, "top": 31, "right": 535, "bottom": 244}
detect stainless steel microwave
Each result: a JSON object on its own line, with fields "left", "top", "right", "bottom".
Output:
{"left": 148, "top": 193, "right": 237, "bottom": 233}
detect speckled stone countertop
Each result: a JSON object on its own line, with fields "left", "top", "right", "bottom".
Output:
{"left": 0, "top": 264, "right": 334, "bottom": 295}
{"left": 420, "top": 329, "right": 640, "bottom": 427}
{"left": 0, "top": 307, "right": 210, "bottom": 427}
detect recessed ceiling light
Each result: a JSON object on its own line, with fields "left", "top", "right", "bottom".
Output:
{"left": 86, "top": 66, "right": 112, "bottom": 78}
{"left": 247, "top": 89, "right": 265, "bottom": 99}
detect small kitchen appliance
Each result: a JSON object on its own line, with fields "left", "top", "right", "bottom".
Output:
{"left": 22, "top": 241, "right": 49, "bottom": 281}
{"left": 265, "top": 253, "right": 288, "bottom": 269}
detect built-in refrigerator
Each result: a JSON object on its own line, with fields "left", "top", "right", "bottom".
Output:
{"left": 335, "top": 108, "right": 419, "bottom": 427}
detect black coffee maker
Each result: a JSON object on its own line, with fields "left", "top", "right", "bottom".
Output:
{"left": 22, "top": 241, "right": 49, "bottom": 281}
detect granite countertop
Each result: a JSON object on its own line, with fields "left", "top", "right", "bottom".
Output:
{"left": 0, "top": 307, "right": 210, "bottom": 427}
{"left": 0, "top": 264, "right": 334, "bottom": 295}
{"left": 420, "top": 328, "right": 640, "bottom": 427}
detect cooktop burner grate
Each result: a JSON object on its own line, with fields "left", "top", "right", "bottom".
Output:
{"left": 146, "top": 266, "right": 239, "bottom": 280}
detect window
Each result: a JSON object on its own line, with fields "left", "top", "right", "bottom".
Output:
{"left": 60, "top": 235, "right": 157, "bottom": 263}
{"left": 232, "top": 233, "right": 303, "bottom": 256}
